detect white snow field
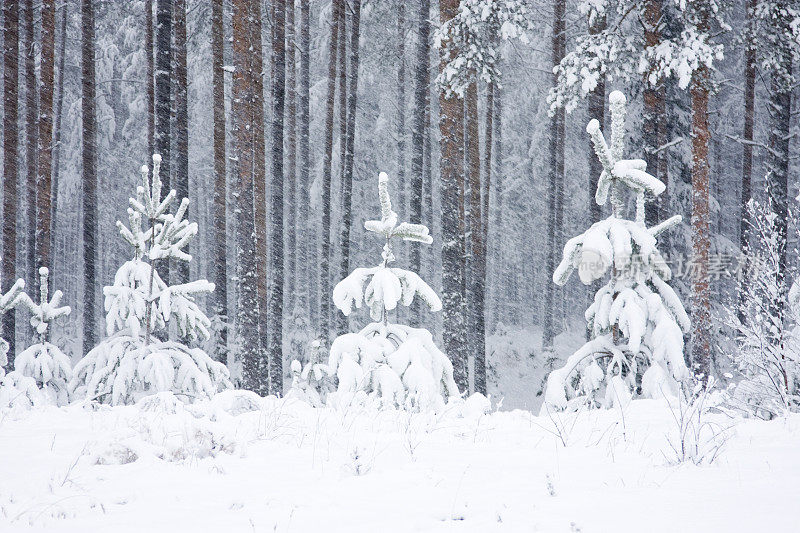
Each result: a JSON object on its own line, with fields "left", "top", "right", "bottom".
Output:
{"left": 1, "top": 392, "right": 798, "bottom": 532}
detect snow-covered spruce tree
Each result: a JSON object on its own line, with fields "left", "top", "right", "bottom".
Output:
{"left": 15, "top": 267, "right": 72, "bottom": 404}
{"left": 71, "top": 155, "right": 231, "bottom": 405}
{"left": 543, "top": 91, "right": 690, "bottom": 411}
{"left": 313, "top": 172, "right": 459, "bottom": 410}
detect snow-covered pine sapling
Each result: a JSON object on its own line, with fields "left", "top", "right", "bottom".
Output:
{"left": 0, "top": 261, "right": 26, "bottom": 376}
{"left": 70, "top": 155, "right": 230, "bottom": 405}
{"left": 319, "top": 172, "right": 458, "bottom": 410}
{"left": 544, "top": 91, "right": 690, "bottom": 411}
{"left": 15, "top": 267, "right": 72, "bottom": 404}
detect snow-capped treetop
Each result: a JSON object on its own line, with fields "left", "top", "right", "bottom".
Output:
{"left": 334, "top": 172, "right": 441, "bottom": 323}
{"left": 364, "top": 172, "right": 432, "bottom": 246}
{"left": 586, "top": 91, "right": 668, "bottom": 225}
{"left": 17, "top": 268, "right": 70, "bottom": 343}
{"left": 119, "top": 155, "right": 198, "bottom": 263}
{"left": 104, "top": 154, "right": 214, "bottom": 342}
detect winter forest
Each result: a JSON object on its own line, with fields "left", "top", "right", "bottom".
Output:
{"left": 1, "top": 0, "right": 799, "bottom": 530}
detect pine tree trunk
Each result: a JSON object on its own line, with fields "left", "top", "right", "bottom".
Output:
{"left": 252, "top": 0, "right": 268, "bottom": 392}
{"left": 473, "top": 80, "right": 493, "bottom": 395}
{"left": 465, "top": 82, "right": 482, "bottom": 393}
{"left": 396, "top": 2, "right": 407, "bottom": 222}
{"left": 173, "top": 0, "right": 190, "bottom": 284}
{"left": 410, "top": 0, "right": 430, "bottom": 281}
{"left": 767, "top": 27, "right": 792, "bottom": 343}
{"left": 439, "top": 0, "right": 467, "bottom": 391}
{"left": 51, "top": 1, "right": 68, "bottom": 265}
{"left": 690, "top": 63, "right": 711, "bottom": 376}
{"left": 269, "top": 0, "right": 287, "bottom": 396}
{"left": 643, "top": 0, "right": 666, "bottom": 227}
{"left": 233, "top": 0, "right": 266, "bottom": 393}
{"left": 320, "top": 0, "right": 343, "bottom": 347}
{"left": 335, "top": 2, "right": 348, "bottom": 334}
{"left": 338, "top": 0, "right": 362, "bottom": 336}
{"left": 23, "top": 0, "right": 38, "bottom": 295}
{"left": 543, "top": 0, "right": 565, "bottom": 351}
{"left": 494, "top": 81, "right": 505, "bottom": 324}
{"left": 81, "top": 0, "right": 98, "bottom": 355}
{"left": 586, "top": 11, "right": 605, "bottom": 335}
{"left": 37, "top": 0, "right": 55, "bottom": 278}
{"left": 285, "top": 0, "right": 297, "bottom": 312}
{"left": 298, "top": 0, "right": 311, "bottom": 320}
{"left": 3, "top": 0, "right": 19, "bottom": 367}
{"left": 211, "top": 0, "right": 227, "bottom": 355}
{"left": 587, "top": 13, "right": 605, "bottom": 225}
{"left": 740, "top": 0, "right": 756, "bottom": 255}
{"left": 155, "top": 0, "right": 172, "bottom": 196}
{"left": 146, "top": 0, "right": 155, "bottom": 158}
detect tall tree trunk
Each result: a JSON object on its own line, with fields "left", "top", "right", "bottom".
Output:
{"left": 410, "top": 0, "right": 430, "bottom": 280}
{"left": 146, "top": 0, "right": 155, "bottom": 158}
{"left": 587, "top": 12, "right": 605, "bottom": 225}
{"left": 285, "top": 0, "right": 297, "bottom": 311}
{"left": 320, "top": 0, "right": 343, "bottom": 347}
{"left": 543, "top": 0, "right": 566, "bottom": 350}
{"left": 81, "top": 0, "right": 98, "bottom": 355}
{"left": 397, "top": 2, "right": 407, "bottom": 222}
{"left": 298, "top": 0, "right": 311, "bottom": 320}
{"left": 473, "top": 79, "right": 493, "bottom": 395}
{"left": 690, "top": 64, "right": 711, "bottom": 375}
{"left": 586, "top": 10, "right": 605, "bottom": 336}
{"left": 335, "top": 0, "right": 348, "bottom": 334}
{"left": 494, "top": 81, "right": 505, "bottom": 324}
{"left": 3, "top": 0, "right": 20, "bottom": 367}
{"left": 269, "top": 0, "right": 287, "bottom": 396}
{"left": 439, "top": 0, "right": 467, "bottom": 391}
{"left": 23, "top": 0, "right": 38, "bottom": 294}
{"left": 466, "top": 82, "right": 483, "bottom": 393}
{"left": 338, "top": 0, "right": 362, "bottom": 337}
{"left": 51, "top": 0, "right": 68, "bottom": 265}
{"left": 252, "top": 0, "right": 267, "bottom": 393}
{"left": 37, "top": 0, "right": 56, "bottom": 279}
{"left": 211, "top": 0, "right": 227, "bottom": 356}
{"left": 233, "top": 0, "right": 266, "bottom": 393}
{"left": 173, "top": 0, "right": 190, "bottom": 284}
{"left": 643, "top": 0, "right": 666, "bottom": 227}
{"left": 767, "top": 11, "right": 792, "bottom": 350}
{"left": 741, "top": 0, "right": 756, "bottom": 254}
{"left": 155, "top": 0, "right": 172, "bottom": 197}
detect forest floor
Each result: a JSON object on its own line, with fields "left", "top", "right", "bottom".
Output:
{"left": 0, "top": 392, "right": 798, "bottom": 532}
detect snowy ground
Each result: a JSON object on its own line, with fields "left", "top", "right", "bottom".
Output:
{"left": 1, "top": 392, "right": 798, "bottom": 532}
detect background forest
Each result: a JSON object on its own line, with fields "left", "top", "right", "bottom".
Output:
{"left": 1, "top": 0, "right": 798, "bottom": 411}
